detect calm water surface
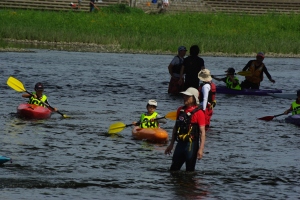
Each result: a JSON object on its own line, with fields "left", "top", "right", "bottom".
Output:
{"left": 0, "top": 50, "right": 299, "bottom": 200}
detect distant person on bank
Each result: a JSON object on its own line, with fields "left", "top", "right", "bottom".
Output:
{"left": 90, "top": 0, "right": 95, "bottom": 12}
{"left": 241, "top": 52, "right": 275, "bottom": 89}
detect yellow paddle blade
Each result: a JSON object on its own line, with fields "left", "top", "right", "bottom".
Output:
{"left": 165, "top": 111, "right": 177, "bottom": 120}
{"left": 237, "top": 71, "right": 252, "bottom": 76}
{"left": 7, "top": 76, "right": 26, "bottom": 92}
{"left": 108, "top": 122, "right": 126, "bottom": 134}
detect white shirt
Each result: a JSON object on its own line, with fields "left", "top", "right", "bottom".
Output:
{"left": 200, "top": 83, "right": 211, "bottom": 110}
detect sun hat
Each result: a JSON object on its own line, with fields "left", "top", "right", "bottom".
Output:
{"left": 198, "top": 69, "right": 212, "bottom": 82}
{"left": 147, "top": 99, "right": 157, "bottom": 107}
{"left": 257, "top": 52, "right": 265, "bottom": 58}
{"left": 34, "top": 82, "right": 44, "bottom": 91}
{"left": 180, "top": 87, "right": 199, "bottom": 105}
{"left": 178, "top": 46, "right": 187, "bottom": 52}
{"left": 225, "top": 67, "right": 235, "bottom": 75}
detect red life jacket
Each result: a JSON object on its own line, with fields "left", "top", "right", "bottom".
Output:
{"left": 198, "top": 82, "right": 216, "bottom": 103}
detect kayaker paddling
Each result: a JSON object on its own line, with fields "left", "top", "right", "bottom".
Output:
{"left": 132, "top": 100, "right": 167, "bottom": 128}
{"left": 22, "top": 82, "right": 57, "bottom": 112}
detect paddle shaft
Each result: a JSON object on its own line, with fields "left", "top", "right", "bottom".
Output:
{"left": 213, "top": 71, "right": 251, "bottom": 76}
{"left": 273, "top": 113, "right": 285, "bottom": 118}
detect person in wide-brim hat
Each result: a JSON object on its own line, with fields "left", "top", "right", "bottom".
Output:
{"left": 198, "top": 68, "right": 217, "bottom": 128}
{"left": 198, "top": 69, "right": 212, "bottom": 82}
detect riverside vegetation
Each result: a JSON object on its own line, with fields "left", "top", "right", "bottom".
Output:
{"left": 0, "top": 5, "right": 300, "bottom": 57}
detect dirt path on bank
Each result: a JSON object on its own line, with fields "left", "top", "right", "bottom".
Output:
{"left": 1, "top": 39, "right": 299, "bottom": 58}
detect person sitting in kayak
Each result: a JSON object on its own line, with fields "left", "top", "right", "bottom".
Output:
{"left": 22, "top": 82, "right": 57, "bottom": 111}
{"left": 284, "top": 90, "right": 300, "bottom": 115}
{"left": 240, "top": 52, "right": 275, "bottom": 89}
{"left": 212, "top": 67, "right": 241, "bottom": 90}
{"left": 132, "top": 99, "right": 167, "bottom": 128}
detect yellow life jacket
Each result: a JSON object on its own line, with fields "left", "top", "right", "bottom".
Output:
{"left": 140, "top": 112, "right": 158, "bottom": 128}
{"left": 291, "top": 101, "right": 300, "bottom": 115}
{"left": 226, "top": 77, "right": 241, "bottom": 90}
{"left": 245, "top": 61, "right": 265, "bottom": 84}
{"left": 29, "top": 92, "right": 47, "bottom": 107}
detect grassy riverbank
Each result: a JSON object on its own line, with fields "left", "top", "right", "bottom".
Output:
{"left": 1, "top": 5, "right": 300, "bottom": 56}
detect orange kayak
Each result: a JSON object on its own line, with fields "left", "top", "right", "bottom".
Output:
{"left": 132, "top": 126, "right": 169, "bottom": 143}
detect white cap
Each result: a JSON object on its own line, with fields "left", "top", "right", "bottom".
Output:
{"left": 147, "top": 99, "right": 157, "bottom": 106}
{"left": 180, "top": 87, "right": 199, "bottom": 105}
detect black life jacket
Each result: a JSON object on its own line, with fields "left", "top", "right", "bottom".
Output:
{"left": 172, "top": 56, "right": 184, "bottom": 74}
{"left": 175, "top": 106, "right": 202, "bottom": 142}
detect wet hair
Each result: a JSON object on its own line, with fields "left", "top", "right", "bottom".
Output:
{"left": 189, "top": 45, "right": 200, "bottom": 56}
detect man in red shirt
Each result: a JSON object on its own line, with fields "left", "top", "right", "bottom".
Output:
{"left": 165, "top": 87, "right": 206, "bottom": 171}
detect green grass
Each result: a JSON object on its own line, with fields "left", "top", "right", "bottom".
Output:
{"left": 0, "top": 5, "right": 300, "bottom": 55}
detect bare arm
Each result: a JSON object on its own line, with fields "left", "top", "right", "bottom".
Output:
{"left": 197, "top": 125, "right": 206, "bottom": 159}
{"left": 165, "top": 125, "right": 176, "bottom": 155}
{"left": 211, "top": 75, "right": 222, "bottom": 82}
{"left": 22, "top": 93, "right": 31, "bottom": 98}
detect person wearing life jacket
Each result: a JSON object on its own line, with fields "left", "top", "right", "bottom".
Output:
{"left": 198, "top": 69, "right": 216, "bottom": 128}
{"left": 22, "top": 82, "right": 57, "bottom": 111}
{"left": 133, "top": 100, "right": 167, "bottom": 128}
{"left": 241, "top": 52, "right": 275, "bottom": 89}
{"left": 284, "top": 90, "right": 300, "bottom": 115}
{"left": 212, "top": 67, "right": 241, "bottom": 90}
{"left": 165, "top": 87, "right": 206, "bottom": 171}
{"left": 168, "top": 46, "right": 187, "bottom": 95}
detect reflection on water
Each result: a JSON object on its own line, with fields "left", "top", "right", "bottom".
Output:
{"left": 0, "top": 49, "right": 299, "bottom": 199}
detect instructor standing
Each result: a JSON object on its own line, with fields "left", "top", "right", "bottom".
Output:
{"left": 165, "top": 87, "right": 206, "bottom": 171}
{"left": 241, "top": 52, "right": 275, "bottom": 89}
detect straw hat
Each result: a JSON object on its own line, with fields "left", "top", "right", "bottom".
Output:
{"left": 198, "top": 69, "right": 212, "bottom": 82}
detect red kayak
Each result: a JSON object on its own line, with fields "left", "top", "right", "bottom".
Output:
{"left": 17, "top": 103, "right": 52, "bottom": 119}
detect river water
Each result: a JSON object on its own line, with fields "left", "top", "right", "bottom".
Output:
{"left": 0, "top": 49, "right": 299, "bottom": 200}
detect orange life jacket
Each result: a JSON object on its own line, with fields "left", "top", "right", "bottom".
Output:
{"left": 245, "top": 61, "right": 265, "bottom": 84}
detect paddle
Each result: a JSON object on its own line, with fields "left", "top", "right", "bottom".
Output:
{"left": 257, "top": 113, "right": 285, "bottom": 121}
{"left": 258, "top": 108, "right": 300, "bottom": 121}
{"left": 6, "top": 76, "right": 69, "bottom": 118}
{"left": 108, "top": 111, "right": 177, "bottom": 134}
{"left": 213, "top": 71, "right": 252, "bottom": 76}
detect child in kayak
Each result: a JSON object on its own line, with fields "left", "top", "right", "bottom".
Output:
{"left": 284, "top": 90, "right": 300, "bottom": 115}
{"left": 212, "top": 67, "right": 241, "bottom": 90}
{"left": 22, "top": 82, "right": 57, "bottom": 111}
{"left": 133, "top": 100, "right": 167, "bottom": 128}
